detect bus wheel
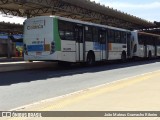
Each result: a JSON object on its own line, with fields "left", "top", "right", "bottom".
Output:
{"left": 86, "top": 52, "right": 95, "bottom": 66}
{"left": 121, "top": 52, "right": 127, "bottom": 62}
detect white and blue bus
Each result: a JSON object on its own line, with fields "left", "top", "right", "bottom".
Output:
{"left": 131, "top": 30, "right": 160, "bottom": 58}
{"left": 23, "top": 16, "right": 134, "bottom": 65}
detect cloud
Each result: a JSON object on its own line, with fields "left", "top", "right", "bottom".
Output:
{"left": 90, "top": 0, "right": 101, "bottom": 3}
{"left": 0, "top": 14, "right": 25, "bottom": 24}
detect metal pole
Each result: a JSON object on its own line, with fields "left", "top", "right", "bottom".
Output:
{"left": 7, "top": 34, "right": 12, "bottom": 58}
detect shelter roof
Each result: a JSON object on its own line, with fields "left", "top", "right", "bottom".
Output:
{"left": 0, "top": 0, "right": 158, "bottom": 30}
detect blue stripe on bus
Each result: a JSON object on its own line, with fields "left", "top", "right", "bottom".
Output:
{"left": 27, "top": 45, "right": 44, "bottom": 51}
{"left": 93, "top": 42, "right": 106, "bottom": 50}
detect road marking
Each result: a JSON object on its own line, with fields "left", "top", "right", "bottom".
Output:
{"left": 40, "top": 71, "right": 160, "bottom": 111}
{"left": 9, "top": 69, "right": 160, "bottom": 112}
{"left": 6, "top": 70, "right": 160, "bottom": 120}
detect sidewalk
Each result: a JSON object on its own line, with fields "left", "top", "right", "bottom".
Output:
{"left": 6, "top": 70, "right": 160, "bottom": 120}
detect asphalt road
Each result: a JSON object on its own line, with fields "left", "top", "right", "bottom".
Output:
{"left": 0, "top": 59, "right": 160, "bottom": 110}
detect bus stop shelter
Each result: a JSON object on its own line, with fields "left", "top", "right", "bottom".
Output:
{"left": 0, "top": 22, "right": 23, "bottom": 58}
{"left": 0, "top": 0, "right": 160, "bottom": 59}
{"left": 0, "top": 0, "right": 159, "bottom": 30}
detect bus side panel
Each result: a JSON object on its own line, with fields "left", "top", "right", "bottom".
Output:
{"left": 131, "top": 31, "right": 144, "bottom": 58}
{"left": 85, "top": 42, "right": 107, "bottom": 62}
{"left": 157, "top": 46, "right": 160, "bottom": 57}
{"left": 108, "top": 43, "right": 126, "bottom": 60}
{"left": 91, "top": 42, "right": 101, "bottom": 61}
{"left": 138, "top": 45, "right": 145, "bottom": 58}
{"left": 53, "top": 18, "right": 62, "bottom": 61}
{"left": 54, "top": 18, "right": 61, "bottom": 52}
{"left": 147, "top": 45, "right": 155, "bottom": 57}
{"left": 61, "top": 40, "right": 76, "bottom": 62}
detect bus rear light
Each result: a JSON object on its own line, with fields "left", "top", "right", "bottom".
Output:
{"left": 23, "top": 44, "right": 28, "bottom": 55}
{"left": 25, "top": 51, "right": 28, "bottom": 55}
{"left": 50, "top": 42, "right": 55, "bottom": 54}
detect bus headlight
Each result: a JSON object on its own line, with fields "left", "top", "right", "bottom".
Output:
{"left": 50, "top": 42, "right": 55, "bottom": 54}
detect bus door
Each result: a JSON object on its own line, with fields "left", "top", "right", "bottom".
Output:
{"left": 144, "top": 42, "right": 147, "bottom": 57}
{"left": 75, "top": 25, "right": 84, "bottom": 62}
{"left": 127, "top": 32, "right": 132, "bottom": 58}
{"left": 99, "top": 30, "right": 106, "bottom": 60}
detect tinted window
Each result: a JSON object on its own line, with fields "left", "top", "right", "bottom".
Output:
{"left": 58, "top": 20, "right": 75, "bottom": 40}
{"left": 115, "top": 31, "right": 121, "bottom": 43}
{"left": 108, "top": 29, "right": 115, "bottom": 43}
{"left": 93, "top": 27, "right": 98, "bottom": 42}
{"left": 156, "top": 37, "right": 160, "bottom": 45}
{"left": 85, "top": 26, "right": 93, "bottom": 41}
{"left": 121, "top": 32, "right": 127, "bottom": 43}
{"left": 138, "top": 35, "right": 145, "bottom": 45}
{"left": 75, "top": 26, "right": 83, "bottom": 43}
{"left": 138, "top": 34, "right": 155, "bottom": 45}
{"left": 99, "top": 30, "right": 106, "bottom": 44}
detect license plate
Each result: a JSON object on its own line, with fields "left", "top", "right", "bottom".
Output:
{"left": 36, "top": 52, "right": 42, "bottom": 55}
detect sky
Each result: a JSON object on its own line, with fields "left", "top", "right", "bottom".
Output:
{"left": 0, "top": 0, "right": 160, "bottom": 24}
{"left": 91, "top": 0, "right": 160, "bottom": 22}
{"left": 0, "top": 14, "right": 25, "bottom": 24}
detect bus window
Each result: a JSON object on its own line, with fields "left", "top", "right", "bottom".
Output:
{"left": 99, "top": 30, "right": 106, "bottom": 44}
{"left": 93, "top": 27, "right": 98, "bottom": 42}
{"left": 58, "top": 20, "right": 65, "bottom": 39}
{"left": 85, "top": 26, "right": 93, "bottom": 42}
{"left": 115, "top": 31, "right": 121, "bottom": 43}
{"left": 156, "top": 37, "right": 160, "bottom": 45}
{"left": 58, "top": 20, "right": 75, "bottom": 40}
{"left": 138, "top": 34, "right": 145, "bottom": 45}
{"left": 75, "top": 26, "right": 83, "bottom": 43}
{"left": 121, "top": 32, "right": 127, "bottom": 44}
{"left": 59, "top": 30, "right": 65, "bottom": 40}
{"left": 149, "top": 36, "right": 154, "bottom": 45}
{"left": 65, "top": 31, "right": 74, "bottom": 40}
{"left": 108, "top": 29, "right": 115, "bottom": 43}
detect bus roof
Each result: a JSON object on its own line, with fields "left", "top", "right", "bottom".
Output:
{"left": 57, "top": 16, "right": 130, "bottom": 32}
{"left": 26, "top": 16, "right": 131, "bottom": 32}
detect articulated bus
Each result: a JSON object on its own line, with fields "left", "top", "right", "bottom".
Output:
{"left": 131, "top": 31, "right": 160, "bottom": 58}
{"left": 23, "top": 16, "right": 160, "bottom": 65}
{"left": 23, "top": 16, "right": 131, "bottom": 65}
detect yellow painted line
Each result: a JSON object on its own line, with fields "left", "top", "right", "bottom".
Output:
{"left": 7, "top": 70, "right": 160, "bottom": 120}
{"left": 38, "top": 70, "right": 160, "bottom": 111}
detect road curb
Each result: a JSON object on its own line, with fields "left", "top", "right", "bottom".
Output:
{"left": 0, "top": 62, "right": 56, "bottom": 72}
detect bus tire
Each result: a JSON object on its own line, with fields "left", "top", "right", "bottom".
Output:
{"left": 86, "top": 52, "right": 95, "bottom": 66}
{"left": 121, "top": 51, "right": 127, "bottom": 62}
